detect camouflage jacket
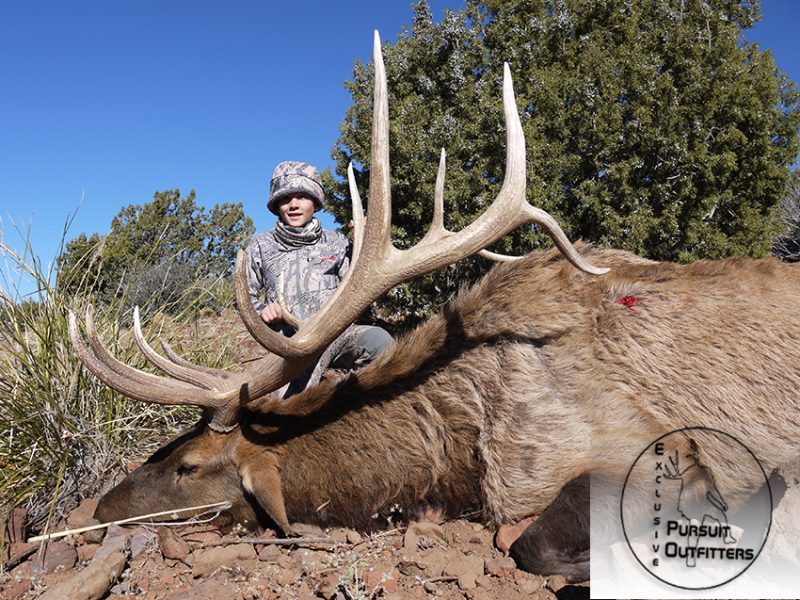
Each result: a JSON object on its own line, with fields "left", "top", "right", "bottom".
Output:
{"left": 245, "top": 227, "right": 350, "bottom": 335}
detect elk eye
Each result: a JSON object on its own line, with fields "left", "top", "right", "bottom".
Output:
{"left": 177, "top": 464, "right": 199, "bottom": 476}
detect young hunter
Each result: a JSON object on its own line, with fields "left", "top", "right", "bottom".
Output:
{"left": 245, "top": 161, "right": 393, "bottom": 396}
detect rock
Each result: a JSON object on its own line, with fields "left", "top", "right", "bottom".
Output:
{"left": 295, "top": 548, "right": 328, "bottom": 575}
{"left": 191, "top": 543, "right": 256, "bottom": 578}
{"left": 129, "top": 527, "right": 152, "bottom": 558}
{"left": 764, "top": 485, "right": 800, "bottom": 565}
{"left": 158, "top": 526, "right": 190, "bottom": 562}
{"left": 276, "top": 552, "right": 295, "bottom": 570}
{"left": 75, "top": 543, "right": 100, "bottom": 562}
{"left": 67, "top": 498, "right": 106, "bottom": 544}
{"left": 345, "top": 530, "right": 363, "bottom": 544}
{"left": 547, "top": 574, "right": 567, "bottom": 593}
{"left": 476, "top": 574, "right": 493, "bottom": 587}
{"left": 290, "top": 522, "right": 325, "bottom": 537}
{"left": 485, "top": 556, "right": 516, "bottom": 577}
{"left": 420, "top": 549, "right": 446, "bottom": 577}
{"left": 109, "top": 581, "right": 130, "bottom": 595}
{"left": 38, "top": 529, "right": 129, "bottom": 600}
{"left": 397, "top": 558, "right": 427, "bottom": 577}
{"left": 80, "top": 520, "right": 105, "bottom": 544}
{"left": 328, "top": 528, "right": 349, "bottom": 544}
{"left": 258, "top": 544, "right": 282, "bottom": 562}
{"left": 444, "top": 556, "right": 484, "bottom": 590}
{"left": 494, "top": 515, "right": 536, "bottom": 553}
{"left": 404, "top": 521, "right": 446, "bottom": 549}
{"left": 30, "top": 540, "right": 78, "bottom": 574}
{"left": 363, "top": 564, "right": 399, "bottom": 594}
{"left": 66, "top": 499, "right": 99, "bottom": 529}
{"left": 317, "top": 572, "right": 341, "bottom": 598}
{"left": 397, "top": 546, "right": 447, "bottom": 579}
{"left": 296, "top": 581, "right": 315, "bottom": 600}
{"left": 777, "top": 455, "right": 800, "bottom": 486}
{"left": 93, "top": 526, "right": 130, "bottom": 562}
{"left": 515, "top": 569, "right": 542, "bottom": 594}
{"left": 273, "top": 565, "right": 296, "bottom": 586}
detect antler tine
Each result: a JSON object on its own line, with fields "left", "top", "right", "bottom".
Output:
{"left": 362, "top": 29, "right": 394, "bottom": 260}
{"left": 478, "top": 249, "right": 522, "bottom": 262}
{"left": 132, "top": 306, "right": 225, "bottom": 390}
{"left": 520, "top": 205, "right": 608, "bottom": 274}
{"left": 69, "top": 307, "right": 241, "bottom": 431}
{"left": 159, "top": 339, "right": 234, "bottom": 380}
{"left": 399, "top": 122, "right": 518, "bottom": 264}
{"left": 347, "top": 162, "right": 365, "bottom": 268}
{"left": 83, "top": 306, "right": 171, "bottom": 385}
{"left": 419, "top": 148, "right": 447, "bottom": 245}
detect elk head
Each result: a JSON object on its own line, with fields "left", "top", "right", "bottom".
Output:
{"left": 69, "top": 32, "right": 607, "bottom": 531}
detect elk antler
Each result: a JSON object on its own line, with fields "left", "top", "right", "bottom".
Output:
{"left": 68, "top": 31, "right": 607, "bottom": 433}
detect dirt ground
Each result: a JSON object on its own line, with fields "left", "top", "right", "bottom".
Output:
{"left": 1, "top": 500, "right": 589, "bottom": 600}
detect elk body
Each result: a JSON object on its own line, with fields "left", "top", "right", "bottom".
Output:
{"left": 68, "top": 34, "right": 800, "bottom": 582}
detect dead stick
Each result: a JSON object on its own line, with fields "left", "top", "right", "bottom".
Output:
{"left": 421, "top": 576, "right": 459, "bottom": 585}
{"left": 26, "top": 501, "right": 232, "bottom": 543}
{"left": 351, "top": 527, "right": 401, "bottom": 549}
{"left": 202, "top": 536, "right": 335, "bottom": 548}
{"left": 3, "top": 545, "right": 38, "bottom": 571}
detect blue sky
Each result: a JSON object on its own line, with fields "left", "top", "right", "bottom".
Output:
{"left": 1, "top": 1, "right": 798, "bottom": 299}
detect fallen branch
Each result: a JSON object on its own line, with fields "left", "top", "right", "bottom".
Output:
{"left": 27, "top": 501, "right": 232, "bottom": 543}
{"left": 420, "top": 575, "right": 459, "bottom": 585}
{"left": 202, "top": 536, "right": 335, "bottom": 549}
{"left": 3, "top": 544, "right": 37, "bottom": 571}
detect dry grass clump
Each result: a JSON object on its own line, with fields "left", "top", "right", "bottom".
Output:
{"left": 0, "top": 227, "right": 242, "bottom": 558}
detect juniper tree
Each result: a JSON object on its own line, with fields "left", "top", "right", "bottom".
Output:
{"left": 57, "top": 190, "right": 254, "bottom": 313}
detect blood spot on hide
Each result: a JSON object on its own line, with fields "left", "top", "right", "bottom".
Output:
{"left": 616, "top": 295, "right": 643, "bottom": 308}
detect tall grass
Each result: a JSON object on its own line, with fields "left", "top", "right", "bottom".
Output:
{"left": 0, "top": 224, "right": 241, "bottom": 555}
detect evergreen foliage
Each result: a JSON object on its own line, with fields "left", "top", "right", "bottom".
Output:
{"left": 773, "top": 170, "right": 800, "bottom": 262}
{"left": 326, "top": 0, "right": 799, "bottom": 327}
{"left": 57, "top": 190, "right": 254, "bottom": 314}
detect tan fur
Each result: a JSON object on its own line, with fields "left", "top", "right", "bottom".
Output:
{"left": 96, "top": 245, "right": 800, "bottom": 534}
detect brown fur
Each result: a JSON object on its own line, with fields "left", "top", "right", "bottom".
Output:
{"left": 96, "top": 245, "right": 800, "bottom": 575}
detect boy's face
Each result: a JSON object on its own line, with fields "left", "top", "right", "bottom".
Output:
{"left": 277, "top": 194, "right": 315, "bottom": 227}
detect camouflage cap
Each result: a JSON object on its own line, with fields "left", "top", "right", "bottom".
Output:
{"left": 267, "top": 161, "right": 324, "bottom": 215}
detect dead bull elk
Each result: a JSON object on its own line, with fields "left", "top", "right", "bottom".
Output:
{"left": 68, "top": 33, "right": 800, "bottom": 582}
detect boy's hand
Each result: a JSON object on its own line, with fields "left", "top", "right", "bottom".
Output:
{"left": 260, "top": 302, "right": 284, "bottom": 324}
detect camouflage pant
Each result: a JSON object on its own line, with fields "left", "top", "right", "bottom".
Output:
{"left": 283, "top": 325, "right": 393, "bottom": 397}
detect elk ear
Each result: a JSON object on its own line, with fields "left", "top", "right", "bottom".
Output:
{"left": 239, "top": 455, "right": 293, "bottom": 535}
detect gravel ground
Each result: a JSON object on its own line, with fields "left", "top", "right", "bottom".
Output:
{"left": 1, "top": 501, "right": 589, "bottom": 600}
